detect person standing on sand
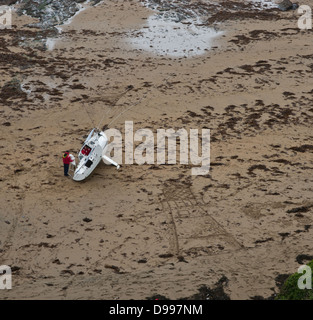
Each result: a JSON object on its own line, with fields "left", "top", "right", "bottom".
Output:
{"left": 62, "top": 151, "right": 73, "bottom": 177}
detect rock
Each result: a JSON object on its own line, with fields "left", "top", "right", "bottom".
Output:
{"left": 277, "top": 0, "right": 298, "bottom": 11}
{"left": 17, "top": 0, "right": 79, "bottom": 29}
{"left": 16, "top": 0, "right": 104, "bottom": 29}
{"left": 11, "top": 266, "right": 21, "bottom": 272}
{"left": 0, "top": 0, "right": 19, "bottom": 5}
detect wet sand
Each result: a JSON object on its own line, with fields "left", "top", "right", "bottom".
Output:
{"left": 1, "top": 0, "right": 313, "bottom": 299}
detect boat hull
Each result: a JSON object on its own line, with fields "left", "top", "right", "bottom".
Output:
{"left": 72, "top": 131, "right": 108, "bottom": 181}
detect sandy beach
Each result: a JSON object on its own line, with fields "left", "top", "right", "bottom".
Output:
{"left": 1, "top": 0, "right": 313, "bottom": 299}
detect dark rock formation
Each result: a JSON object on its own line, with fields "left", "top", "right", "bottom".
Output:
{"left": 0, "top": 0, "right": 19, "bottom": 5}
{"left": 277, "top": 0, "right": 299, "bottom": 11}
{"left": 13, "top": 0, "right": 101, "bottom": 29}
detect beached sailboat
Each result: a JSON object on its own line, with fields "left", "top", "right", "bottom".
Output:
{"left": 72, "top": 128, "right": 120, "bottom": 181}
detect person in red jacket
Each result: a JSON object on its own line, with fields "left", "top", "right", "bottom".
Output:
{"left": 62, "top": 151, "right": 73, "bottom": 177}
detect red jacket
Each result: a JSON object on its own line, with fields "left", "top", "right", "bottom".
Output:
{"left": 63, "top": 152, "right": 73, "bottom": 165}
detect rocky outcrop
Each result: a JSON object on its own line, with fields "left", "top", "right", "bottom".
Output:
{"left": 17, "top": 0, "right": 80, "bottom": 28}
{"left": 15, "top": 0, "right": 101, "bottom": 29}
{"left": 0, "top": 0, "right": 19, "bottom": 5}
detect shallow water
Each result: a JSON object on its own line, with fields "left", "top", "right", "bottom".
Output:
{"left": 129, "top": 15, "right": 223, "bottom": 57}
